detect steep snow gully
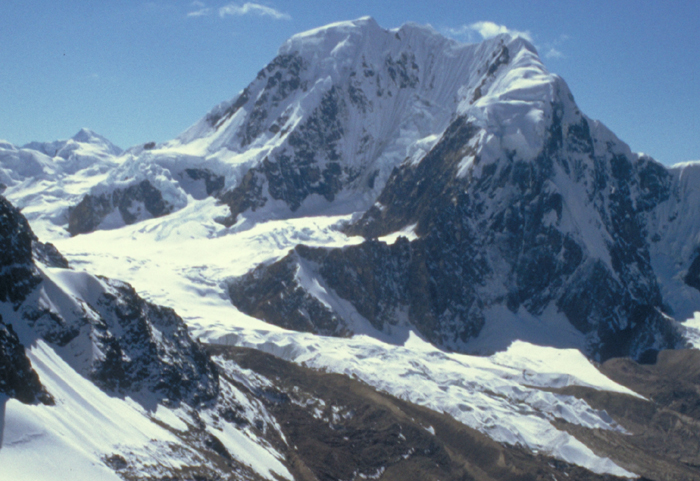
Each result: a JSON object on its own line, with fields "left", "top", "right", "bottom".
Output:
{"left": 2, "top": 16, "right": 700, "bottom": 481}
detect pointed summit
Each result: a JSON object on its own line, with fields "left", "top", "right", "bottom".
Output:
{"left": 71, "top": 127, "right": 102, "bottom": 143}
{"left": 22, "top": 129, "right": 122, "bottom": 158}
{"left": 70, "top": 128, "right": 123, "bottom": 155}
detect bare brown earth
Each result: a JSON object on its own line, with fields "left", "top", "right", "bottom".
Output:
{"left": 546, "top": 349, "right": 700, "bottom": 481}
{"left": 208, "top": 345, "right": 633, "bottom": 481}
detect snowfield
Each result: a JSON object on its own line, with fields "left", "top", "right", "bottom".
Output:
{"left": 48, "top": 209, "right": 638, "bottom": 477}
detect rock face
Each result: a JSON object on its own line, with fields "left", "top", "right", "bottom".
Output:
{"left": 0, "top": 315, "right": 52, "bottom": 404}
{"left": 0, "top": 195, "right": 42, "bottom": 304}
{"left": 0, "top": 196, "right": 52, "bottom": 403}
{"left": 68, "top": 179, "right": 172, "bottom": 236}
{"left": 228, "top": 249, "right": 351, "bottom": 336}
{"left": 88, "top": 279, "right": 220, "bottom": 403}
{"left": 19, "top": 273, "right": 220, "bottom": 405}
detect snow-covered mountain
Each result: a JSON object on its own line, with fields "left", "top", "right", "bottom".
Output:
{"left": 186, "top": 16, "right": 691, "bottom": 362}
{"left": 4, "top": 17, "right": 700, "bottom": 480}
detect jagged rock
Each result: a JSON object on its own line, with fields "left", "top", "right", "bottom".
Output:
{"left": 68, "top": 179, "right": 172, "bottom": 236}
{"left": 220, "top": 86, "right": 352, "bottom": 223}
{"left": 0, "top": 315, "right": 52, "bottom": 404}
{"left": 33, "top": 241, "right": 70, "bottom": 268}
{"left": 0, "top": 195, "right": 42, "bottom": 305}
{"left": 87, "top": 278, "right": 220, "bottom": 404}
{"left": 228, "top": 252, "right": 349, "bottom": 335}
{"left": 183, "top": 168, "right": 225, "bottom": 196}
{"left": 22, "top": 275, "right": 221, "bottom": 405}
{"left": 230, "top": 111, "right": 683, "bottom": 361}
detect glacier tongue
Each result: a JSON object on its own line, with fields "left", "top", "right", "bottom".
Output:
{"left": 208, "top": 328, "right": 637, "bottom": 478}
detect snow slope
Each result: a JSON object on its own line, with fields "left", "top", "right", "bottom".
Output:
{"left": 51, "top": 209, "right": 637, "bottom": 477}
{"left": 0, "top": 336, "right": 292, "bottom": 481}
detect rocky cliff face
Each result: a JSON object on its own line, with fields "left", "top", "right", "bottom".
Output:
{"left": 1, "top": 194, "right": 218, "bottom": 406}
{"left": 0, "top": 195, "right": 43, "bottom": 305}
{"left": 17, "top": 271, "right": 221, "bottom": 406}
{"left": 0, "top": 197, "right": 52, "bottom": 404}
{"left": 0, "top": 315, "right": 52, "bottom": 404}
{"left": 67, "top": 179, "right": 173, "bottom": 236}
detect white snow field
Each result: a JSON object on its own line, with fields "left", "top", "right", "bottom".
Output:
{"left": 46, "top": 208, "right": 637, "bottom": 478}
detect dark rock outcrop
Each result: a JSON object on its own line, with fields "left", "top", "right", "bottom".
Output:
{"left": 22, "top": 277, "right": 220, "bottom": 406}
{"left": 228, "top": 252, "right": 349, "bottom": 336}
{"left": 0, "top": 315, "right": 52, "bottom": 404}
{"left": 684, "top": 249, "right": 700, "bottom": 292}
{"left": 183, "top": 168, "right": 225, "bottom": 197}
{"left": 0, "top": 196, "right": 42, "bottom": 305}
{"left": 220, "top": 86, "right": 355, "bottom": 224}
{"left": 68, "top": 180, "right": 171, "bottom": 236}
{"left": 87, "top": 278, "right": 220, "bottom": 405}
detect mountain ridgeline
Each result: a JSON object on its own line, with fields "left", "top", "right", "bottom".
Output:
{"left": 3, "top": 18, "right": 699, "bottom": 362}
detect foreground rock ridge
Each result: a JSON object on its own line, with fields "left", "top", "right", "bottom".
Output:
{"left": 0, "top": 194, "right": 218, "bottom": 405}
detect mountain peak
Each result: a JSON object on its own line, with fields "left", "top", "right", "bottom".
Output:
{"left": 71, "top": 127, "right": 101, "bottom": 142}
{"left": 287, "top": 15, "right": 381, "bottom": 41}
{"left": 21, "top": 128, "right": 122, "bottom": 159}
{"left": 71, "top": 128, "right": 123, "bottom": 153}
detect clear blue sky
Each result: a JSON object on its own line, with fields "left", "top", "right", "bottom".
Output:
{"left": 1, "top": 1, "right": 698, "bottom": 164}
